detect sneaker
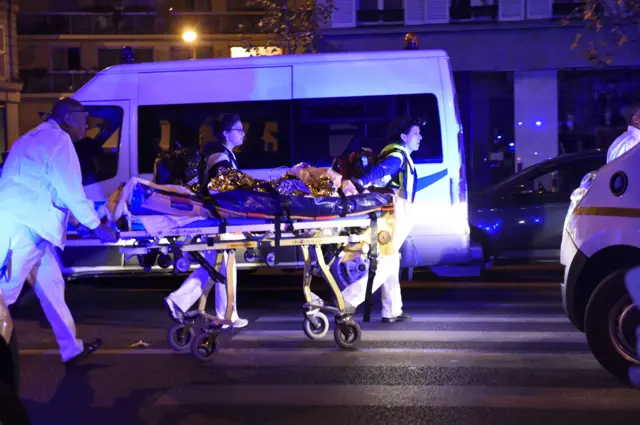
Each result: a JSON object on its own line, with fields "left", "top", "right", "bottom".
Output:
{"left": 221, "top": 318, "right": 249, "bottom": 329}
{"left": 381, "top": 313, "right": 412, "bottom": 323}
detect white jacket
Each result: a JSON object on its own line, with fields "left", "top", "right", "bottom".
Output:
{"left": 0, "top": 120, "right": 101, "bottom": 248}
{"left": 607, "top": 126, "right": 640, "bottom": 163}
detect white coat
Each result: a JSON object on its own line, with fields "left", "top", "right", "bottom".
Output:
{"left": 0, "top": 119, "right": 100, "bottom": 362}
{"left": 607, "top": 126, "right": 640, "bottom": 163}
{"left": 0, "top": 120, "right": 101, "bottom": 247}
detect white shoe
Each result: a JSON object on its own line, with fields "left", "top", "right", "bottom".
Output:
{"left": 221, "top": 318, "right": 249, "bottom": 329}
{"left": 233, "top": 318, "right": 249, "bottom": 328}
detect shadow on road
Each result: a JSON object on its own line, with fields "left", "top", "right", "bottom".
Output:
{"left": 23, "top": 363, "right": 164, "bottom": 425}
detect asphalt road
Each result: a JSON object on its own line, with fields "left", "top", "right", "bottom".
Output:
{"left": 9, "top": 265, "right": 640, "bottom": 425}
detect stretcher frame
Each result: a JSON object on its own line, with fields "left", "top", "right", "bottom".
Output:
{"left": 107, "top": 215, "right": 378, "bottom": 360}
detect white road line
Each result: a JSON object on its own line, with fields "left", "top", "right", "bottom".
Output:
{"left": 18, "top": 348, "right": 599, "bottom": 369}
{"left": 255, "top": 313, "right": 570, "bottom": 324}
{"left": 154, "top": 384, "right": 640, "bottom": 409}
{"left": 230, "top": 330, "right": 587, "bottom": 344}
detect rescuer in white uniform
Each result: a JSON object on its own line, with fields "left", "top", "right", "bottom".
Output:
{"left": 607, "top": 103, "right": 640, "bottom": 163}
{"left": 313, "top": 117, "right": 434, "bottom": 322}
{"left": 164, "top": 113, "right": 248, "bottom": 329}
{"left": 0, "top": 97, "right": 117, "bottom": 366}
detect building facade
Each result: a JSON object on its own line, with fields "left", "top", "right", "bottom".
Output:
{"left": 15, "top": 0, "right": 640, "bottom": 189}
{"left": 0, "top": 0, "right": 21, "bottom": 155}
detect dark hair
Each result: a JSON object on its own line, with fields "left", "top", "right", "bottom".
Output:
{"left": 212, "top": 113, "right": 241, "bottom": 141}
{"left": 386, "top": 116, "right": 425, "bottom": 142}
{"left": 622, "top": 104, "right": 640, "bottom": 125}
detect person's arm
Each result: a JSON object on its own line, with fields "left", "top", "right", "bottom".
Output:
{"left": 48, "top": 134, "right": 101, "bottom": 230}
{"left": 358, "top": 155, "right": 403, "bottom": 187}
{"left": 205, "top": 152, "right": 233, "bottom": 181}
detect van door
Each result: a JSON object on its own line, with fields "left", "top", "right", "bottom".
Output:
{"left": 60, "top": 100, "right": 131, "bottom": 277}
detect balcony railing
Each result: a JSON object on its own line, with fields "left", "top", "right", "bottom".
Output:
{"left": 17, "top": 11, "right": 263, "bottom": 36}
{"left": 20, "top": 70, "right": 97, "bottom": 93}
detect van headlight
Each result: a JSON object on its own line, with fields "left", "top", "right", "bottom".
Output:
{"left": 565, "top": 170, "right": 597, "bottom": 229}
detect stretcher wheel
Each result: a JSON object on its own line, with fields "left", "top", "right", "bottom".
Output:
{"left": 167, "top": 323, "right": 195, "bottom": 352}
{"left": 303, "top": 313, "right": 330, "bottom": 340}
{"left": 334, "top": 321, "right": 361, "bottom": 350}
{"left": 191, "top": 332, "right": 220, "bottom": 362}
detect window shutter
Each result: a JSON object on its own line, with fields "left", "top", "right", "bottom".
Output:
{"left": 425, "top": 0, "right": 450, "bottom": 24}
{"left": 324, "top": 0, "right": 357, "bottom": 28}
{"left": 526, "top": 0, "right": 553, "bottom": 19}
{"left": 498, "top": 0, "right": 525, "bottom": 21}
{"left": 405, "top": 0, "right": 425, "bottom": 25}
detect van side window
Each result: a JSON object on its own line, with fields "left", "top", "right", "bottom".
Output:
{"left": 74, "top": 106, "right": 123, "bottom": 186}
{"left": 137, "top": 101, "right": 292, "bottom": 174}
{"left": 292, "top": 93, "right": 444, "bottom": 166}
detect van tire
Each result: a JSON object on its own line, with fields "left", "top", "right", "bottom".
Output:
{"left": 584, "top": 269, "right": 639, "bottom": 384}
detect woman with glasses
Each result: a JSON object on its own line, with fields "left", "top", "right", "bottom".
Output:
{"left": 164, "top": 113, "right": 249, "bottom": 329}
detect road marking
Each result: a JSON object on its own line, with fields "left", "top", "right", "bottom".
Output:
{"left": 154, "top": 384, "right": 640, "bottom": 409}
{"left": 91, "top": 282, "right": 559, "bottom": 293}
{"left": 230, "top": 330, "right": 587, "bottom": 344}
{"left": 17, "top": 348, "right": 597, "bottom": 369}
{"left": 256, "top": 313, "right": 570, "bottom": 324}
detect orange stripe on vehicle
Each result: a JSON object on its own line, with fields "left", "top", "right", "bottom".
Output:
{"left": 574, "top": 206, "right": 640, "bottom": 218}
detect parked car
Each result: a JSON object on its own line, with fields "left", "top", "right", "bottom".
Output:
{"left": 469, "top": 150, "right": 606, "bottom": 264}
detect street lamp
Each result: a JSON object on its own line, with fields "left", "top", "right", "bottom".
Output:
{"left": 182, "top": 29, "right": 197, "bottom": 59}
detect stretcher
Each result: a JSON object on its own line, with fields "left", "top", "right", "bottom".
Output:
{"left": 72, "top": 178, "right": 400, "bottom": 361}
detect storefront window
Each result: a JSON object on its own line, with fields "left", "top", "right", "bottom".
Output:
{"left": 455, "top": 72, "right": 515, "bottom": 191}
{"left": 558, "top": 68, "right": 640, "bottom": 155}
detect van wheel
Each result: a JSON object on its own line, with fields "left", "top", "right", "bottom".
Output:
{"left": 584, "top": 269, "right": 640, "bottom": 383}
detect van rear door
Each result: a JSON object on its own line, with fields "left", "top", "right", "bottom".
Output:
{"left": 62, "top": 100, "right": 132, "bottom": 277}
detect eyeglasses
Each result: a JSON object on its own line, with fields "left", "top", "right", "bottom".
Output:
{"left": 229, "top": 128, "right": 245, "bottom": 133}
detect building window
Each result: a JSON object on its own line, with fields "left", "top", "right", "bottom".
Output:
{"left": 170, "top": 46, "right": 214, "bottom": 61}
{"left": 0, "top": 105, "right": 6, "bottom": 154}
{"left": 98, "top": 47, "right": 154, "bottom": 69}
{"left": 227, "top": 0, "right": 264, "bottom": 10}
{"left": 52, "top": 47, "right": 81, "bottom": 71}
{"left": 230, "top": 46, "right": 282, "bottom": 57}
{"left": 558, "top": 68, "right": 640, "bottom": 155}
{"left": 357, "top": 0, "right": 404, "bottom": 24}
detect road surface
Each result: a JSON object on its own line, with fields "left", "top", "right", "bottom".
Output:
{"left": 9, "top": 269, "right": 640, "bottom": 424}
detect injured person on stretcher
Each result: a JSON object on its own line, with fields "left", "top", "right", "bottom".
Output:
{"left": 86, "top": 162, "right": 411, "bottom": 357}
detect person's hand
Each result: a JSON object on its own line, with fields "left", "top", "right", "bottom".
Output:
{"left": 93, "top": 223, "right": 117, "bottom": 243}
{"left": 76, "top": 223, "right": 93, "bottom": 238}
{"left": 350, "top": 178, "right": 366, "bottom": 193}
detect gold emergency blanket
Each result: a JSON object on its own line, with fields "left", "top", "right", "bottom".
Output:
{"left": 208, "top": 163, "right": 358, "bottom": 197}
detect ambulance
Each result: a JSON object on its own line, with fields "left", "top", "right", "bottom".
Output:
{"left": 55, "top": 49, "right": 482, "bottom": 281}
{"left": 561, "top": 144, "right": 640, "bottom": 382}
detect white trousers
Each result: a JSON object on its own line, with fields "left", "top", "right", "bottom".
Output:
{"left": 0, "top": 222, "right": 83, "bottom": 362}
{"left": 168, "top": 250, "right": 239, "bottom": 321}
{"left": 340, "top": 253, "right": 403, "bottom": 319}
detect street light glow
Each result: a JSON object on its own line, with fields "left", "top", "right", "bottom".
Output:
{"left": 182, "top": 30, "right": 197, "bottom": 43}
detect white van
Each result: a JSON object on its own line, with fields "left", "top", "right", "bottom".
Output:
{"left": 561, "top": 145, "right": 640, "bottom": 382}
{"left": 60, "top": 49, "right": 480, "bottom": 280}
